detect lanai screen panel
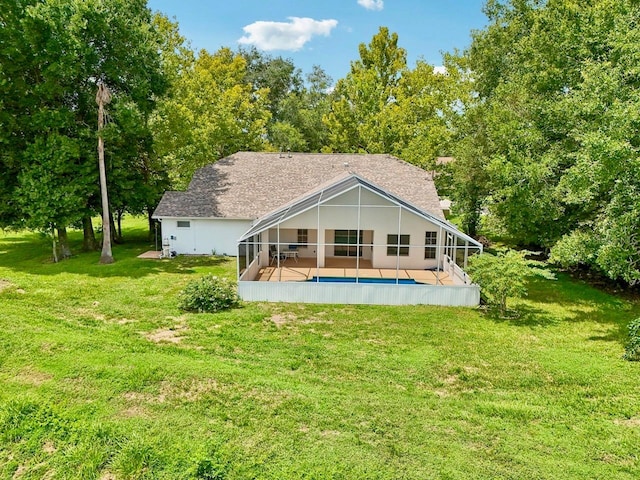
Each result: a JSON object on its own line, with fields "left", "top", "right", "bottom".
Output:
{"left": 316, "top": 176, "right": 360, "bottom": 204}
{"left": 240, "top": 176, "right": 361, "bottom": 241}
{"left": 360, "top": 181, "right": 481, "bottom": 248}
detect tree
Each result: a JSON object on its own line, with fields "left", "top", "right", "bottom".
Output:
{"left": 466, "top": 249, "right": 540, "bottom": 315}
{"left": 239, "top": 46, "right": 303, "bottom": 122}
{"left": 151, "top": 47, "right": 270, "bottom": 189}
{"left": 96, "top": 83, "right": 114, "bottom": 264}
{"left": 324, "top": 27, "right": 460, "bottom": 169}
{"left": 0, "top": 0, "right": 167, "bottom": 258}
{"left": 324, "top": 27, "right": 407, "bottom": 154}
{"left": 455, "top": 0, "right": 640, "bottom": 283}
{"left": 16, "top": 135, "right": 89, "bottom": 259}
{"left": 271, "top": 65, "right": 333, "bottom": 152}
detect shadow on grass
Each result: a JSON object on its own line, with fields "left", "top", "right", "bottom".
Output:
{"left": 478, "top": 273, "right": 637, "bottom": 347}
{"left": 481, "top": 304, "right": 561, "bottom": 327}
{"left": 0, "top": 229, "right": 235, "bottom": 279}
{"left": 481, "top": 304, "right": 630, "bottom": 346}
{"left": 526, "top": 274, "right": 631, "bottom": 311}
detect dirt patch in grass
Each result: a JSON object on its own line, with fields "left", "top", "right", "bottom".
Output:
{"left": 42, "top": 441, "right": 57, "bottom": 454}
{"left": 614, "top": 417, "right": 640, "bottom": 427}
{"left": 144, "top": 324, "right": 187, "bottom": 344}
{"left": 161, "top": 378, "right": 223, "bottom": 402}
{"left": 270, "top": 313, "right": 296, "bottom": 327}
{"left": 270, "top": 311, "right": 335, "bottom": 327}
{"left": 123, "top": 378, "right": 223, "bottom": 407}
{"left": 120, "top": 405, "right": 151, "bottom": 418}
{"left": 0, "top": 279, "right": 12, "bottom": 292}
{"left": 13, "top": 464, "right": 27, "bottom": 478}
{"left": 14, "top": 368, "right": 53, "bottom": 386}
{"left": 74, "top": 307, "right": 106, "bottom": 322}
{"left": 301, "top": 316, "right": 334, "bottom": 325}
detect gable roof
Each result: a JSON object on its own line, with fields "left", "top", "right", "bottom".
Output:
{"left": 239, "top": 173, "right": 482, "bottom": 249}
{"left": 152, "top": 151, "right": 444, "bottom": 220}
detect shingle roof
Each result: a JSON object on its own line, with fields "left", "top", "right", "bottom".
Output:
{"left": 152, "top": 152, "right": 444, "bottom": 220}
{"left": 238, "top": 173, "right": 482, "bottom": 248}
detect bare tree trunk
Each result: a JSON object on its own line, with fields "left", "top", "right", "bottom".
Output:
{"left": 109, "top": 210, "right": 122, "bottom": 244}
{"left": 51, "top": 226, "right": 58, "bottom": 263}
{"left": 116, "top": 209, "right": 123, "bottom": 240}
{"left": 57, "top": 227, "right": 72, "bottom": 259}
{"left": 82, "top": 216, "right": 98, "bottom": 251}
{"left": 147, "top": 208, "right": 155, "bottom": 240}
{"left": 97, "top": 83, "right": 114, "bottom": 264}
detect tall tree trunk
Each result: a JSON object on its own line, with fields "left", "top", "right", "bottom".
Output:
{"left": 109, "top": 210, "right": 121, "bottom": 244}
{"left": 117, "top": 209, "right": 123, "bottom": 240}
{"left": 51, "top": 226, "right": 58, "bottom": 264}
{"left": 97, "top": 83, "right": 114, "bottom": 264}
{"left": 147, "top": 208, "right": 155, "bottom": 240}
{"left": 82, "top": 216, "right": 98, "bottom": 251}
{"left": 57, "top": 227, "right": 72, "bottom": 259}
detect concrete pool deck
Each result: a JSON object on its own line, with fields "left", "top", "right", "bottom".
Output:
{"left": 256, "top": 264, "right": 453, "bottom": 286}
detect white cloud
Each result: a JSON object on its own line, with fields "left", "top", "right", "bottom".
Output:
{"left": 434, "top": 66, "right": 447, "bottom": 75}
{"left": 238, "top": 17, "right": 338, "bottom": 52}
{"left": 357, "top": 0, "right": 384, "bottom": 11}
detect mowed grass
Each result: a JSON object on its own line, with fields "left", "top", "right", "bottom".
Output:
{"left": 1, "top": 219, "right": 639, "bottom": 479}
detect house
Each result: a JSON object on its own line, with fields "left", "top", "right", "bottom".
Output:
{"left": 153, "top": 152, "right": 482, "bottom": 306}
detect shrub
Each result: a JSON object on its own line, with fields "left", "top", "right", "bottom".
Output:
{"left": 623, "top": 318, "right": 640, "bottom": 361}
{"left": 466, "top": 248, "right": 546, "bottom": 315}
{"left": 194, "top": 457, "right": 227, "bottom": 480}
{"left": 178, "top": 275, "right": 239, "bottom": 313}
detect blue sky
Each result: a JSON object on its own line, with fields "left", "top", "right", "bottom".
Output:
{"left": 147, "top": 0, "right": 488, "bottom": 83}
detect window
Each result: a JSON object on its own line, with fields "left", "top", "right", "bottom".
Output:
{"left": 334, "top": 230, "right": 363, "bottom": 257}
{"left": 424, "top": 231, "right": 437, "bottom": 259}
{"left": 297, "top": 229, "right": 308, "bottom": 247}
{"left": 387, "top": 234, "right": 410, "bottom": 256}
{"left": 177, "top": 220, "right": 190, "bottom": 228}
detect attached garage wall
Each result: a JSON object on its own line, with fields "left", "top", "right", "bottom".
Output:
{"left": 160, "top": 218, "right": 252, "bottom": 256}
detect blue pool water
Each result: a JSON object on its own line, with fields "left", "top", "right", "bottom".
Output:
{"left": 307, "top": 276, "right": 422, "bottom": 285}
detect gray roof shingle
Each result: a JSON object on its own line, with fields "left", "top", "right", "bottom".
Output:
{"left": 152, "top": 152, "right": 444, "bottom": 220}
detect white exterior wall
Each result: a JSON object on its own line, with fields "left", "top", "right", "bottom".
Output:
{"left": 271, "top": 188, "right": 443, "bottom": 269}
{"left": 159, "top": 218, "right": 252, "bottom": 256}
{"left": 363, "top": 206, "right": 441, "bottom": 270}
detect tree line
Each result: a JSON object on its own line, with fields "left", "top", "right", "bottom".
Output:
{"left": 1, "top": 0, "right": 637, "bottom": 285}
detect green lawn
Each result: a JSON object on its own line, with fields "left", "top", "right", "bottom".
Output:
{"left": 1, "top": 219, "right": 639, "bottom": 479}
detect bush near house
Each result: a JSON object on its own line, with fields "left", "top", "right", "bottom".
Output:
{"left": 466, "top": 248, "right": 547, "bottom": 314}
{"left": 178, "top": 274, "right": 239, "bottom": 313}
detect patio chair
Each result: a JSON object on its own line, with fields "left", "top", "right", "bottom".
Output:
{"left": 270, "top": 245, "right": 286, "bottom": 265}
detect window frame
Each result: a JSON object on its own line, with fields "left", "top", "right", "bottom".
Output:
{"left": 424, "top": 231, "right": 437, "bottom": 259}
{"left": 297, "top": 229, "right": 308, "bottom": 248}
{"left": 387, "top": 234, "right": 410, "bottom": 256}
{"left": 177, "top": 220, "right": 191, "bottom": 228}
{"left": 334, "top": 229, "right": 363, "bottom": 257}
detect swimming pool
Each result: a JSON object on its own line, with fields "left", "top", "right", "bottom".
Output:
{"left": 306, "top": 276, "right": 422, "bottom": 285}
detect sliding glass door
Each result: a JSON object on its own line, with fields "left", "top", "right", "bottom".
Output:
{"left": 334, "top": 230, "right": 363, "bottom": 257}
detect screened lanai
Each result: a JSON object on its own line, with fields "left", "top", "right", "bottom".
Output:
{"left": 237, "top": 174, "right": 483, "bottom": 290}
